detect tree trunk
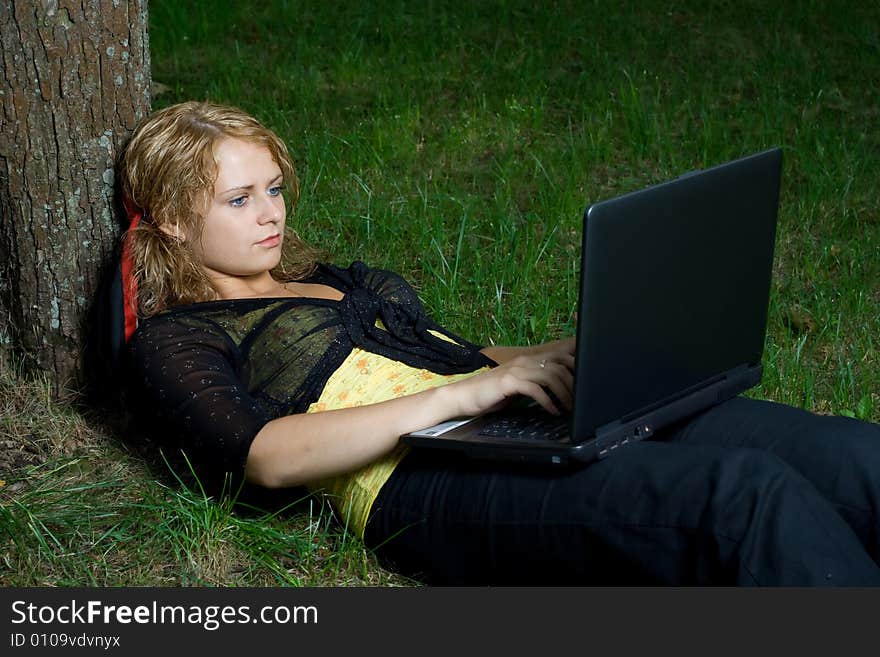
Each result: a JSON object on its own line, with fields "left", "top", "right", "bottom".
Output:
{"left": 0, "top": 0, "right": 150, "bottom": 394}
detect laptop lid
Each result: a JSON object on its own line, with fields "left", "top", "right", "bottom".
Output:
{"left": 571, "top": 147, "right": 782, "bottom": 441}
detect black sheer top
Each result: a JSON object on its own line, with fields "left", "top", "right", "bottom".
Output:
{"left": 125, "top": 261, "right": 493, "bottom": 485}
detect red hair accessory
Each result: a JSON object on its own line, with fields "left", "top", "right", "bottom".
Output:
{"left": 120, "top": 197, "right": 142, "bottom": 343}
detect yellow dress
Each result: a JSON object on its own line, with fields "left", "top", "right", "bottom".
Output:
{"left": 306, "top": 330, "right": 489, "bottom": 539}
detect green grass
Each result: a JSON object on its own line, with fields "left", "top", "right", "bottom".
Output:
{"left": 2, "top": 0, "right": 879, "bottom": 585}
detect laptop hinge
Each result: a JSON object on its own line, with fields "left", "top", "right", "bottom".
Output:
{"left": 594, "top": 364, "right": 760, "bottom": 459}
{"left": 617, "top": 369, "right": 736, "bottom": 424}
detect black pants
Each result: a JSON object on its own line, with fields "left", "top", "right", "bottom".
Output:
{"left": 364, "top": 397, "right": 880, "bottom": 585}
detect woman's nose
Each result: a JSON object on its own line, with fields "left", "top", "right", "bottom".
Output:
{"left": 258, "top": 196, "right": 283, "bottom": 223}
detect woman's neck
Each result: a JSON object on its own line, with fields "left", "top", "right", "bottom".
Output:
{"left": 209, "top": 271, "right": 288, "bottom": 300}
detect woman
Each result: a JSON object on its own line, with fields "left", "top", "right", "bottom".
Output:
{"left": 120, "top": 101, "right": 880, "bottom": 585}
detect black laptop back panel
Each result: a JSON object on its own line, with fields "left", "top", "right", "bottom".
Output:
{"left": 402, "top": 148, "right": 782, "bottom": 465}
{"left": 571, "top": 148, "right": 781, "bottom": 440}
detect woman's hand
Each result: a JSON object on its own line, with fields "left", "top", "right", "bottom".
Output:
{"left": 450, "top": 339, "right": 575, "bottom": 416}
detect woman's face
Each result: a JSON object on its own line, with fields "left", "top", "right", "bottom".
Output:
{"left": 192, "top": 137, "right": 286, "bottom": 281}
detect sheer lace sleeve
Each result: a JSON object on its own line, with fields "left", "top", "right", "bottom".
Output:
{"left": 126, "top": 313, "right": 272, "bottom": 485}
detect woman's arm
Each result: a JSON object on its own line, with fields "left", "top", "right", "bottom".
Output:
{"left": 246, "top": 345, "right": 575, "bottom": 489}
{"left": 246, "top": 383, "right": 460, "bottom": 488}
{"left": 481, "top": 336, "right": 576, "bottom": 365}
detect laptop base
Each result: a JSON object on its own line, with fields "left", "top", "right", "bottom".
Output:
{"left": 402, "top": 364, "right": 762, "bottom": 467}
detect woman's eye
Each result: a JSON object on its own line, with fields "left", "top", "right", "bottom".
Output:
{"left": 229, "top": 196, "right": 247, "bottom": 207}
{"left": 268, "top": 186, "right": 282, "bottom": 197}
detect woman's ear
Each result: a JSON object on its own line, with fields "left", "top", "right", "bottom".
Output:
{"left": 157, "top": 221, "right": 186, "bottom": 241}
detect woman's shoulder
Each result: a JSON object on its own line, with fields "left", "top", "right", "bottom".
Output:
{"left": 309, "top": 261, "right": 418, "bottom": 297}
{"left": 306, "top": 260, "right": 403, "bottom": 284}
{"left": 129, "top": 304, "right": 239, "bottom": 359}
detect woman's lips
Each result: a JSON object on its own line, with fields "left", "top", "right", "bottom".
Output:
{"left": 257, "top": 234, "right": 281, "bottom": 247}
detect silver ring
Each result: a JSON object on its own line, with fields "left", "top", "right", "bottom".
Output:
{"left": 538, "top": 359, "right": 546, "bottom": 368}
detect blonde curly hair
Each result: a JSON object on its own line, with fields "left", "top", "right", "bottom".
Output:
{"left": 118, "top": 101, "right": 318, "bottom": 317}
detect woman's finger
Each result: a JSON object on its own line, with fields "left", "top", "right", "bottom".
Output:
{"left": 534, "top": 350, "right": 575, "bottom": 372}
{"left": 537, "top": 365, "right": 574, "bottom": 411}
{"left": 509, "top": 361, "right": 573, "bottom": 412}
{"left": 517, "top": 380, "right": 560, "bottom": 415}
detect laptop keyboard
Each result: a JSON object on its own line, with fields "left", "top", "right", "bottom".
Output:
{"left": 478, "top": 411, "right": 571, "bottom": 442}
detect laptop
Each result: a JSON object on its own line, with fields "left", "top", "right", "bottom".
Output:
{"left": 401, "top": 147, "right": 782, "bottom": 466}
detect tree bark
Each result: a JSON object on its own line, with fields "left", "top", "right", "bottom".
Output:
{"left": 0, "top": 0, "right": 150, "bottom": 393}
